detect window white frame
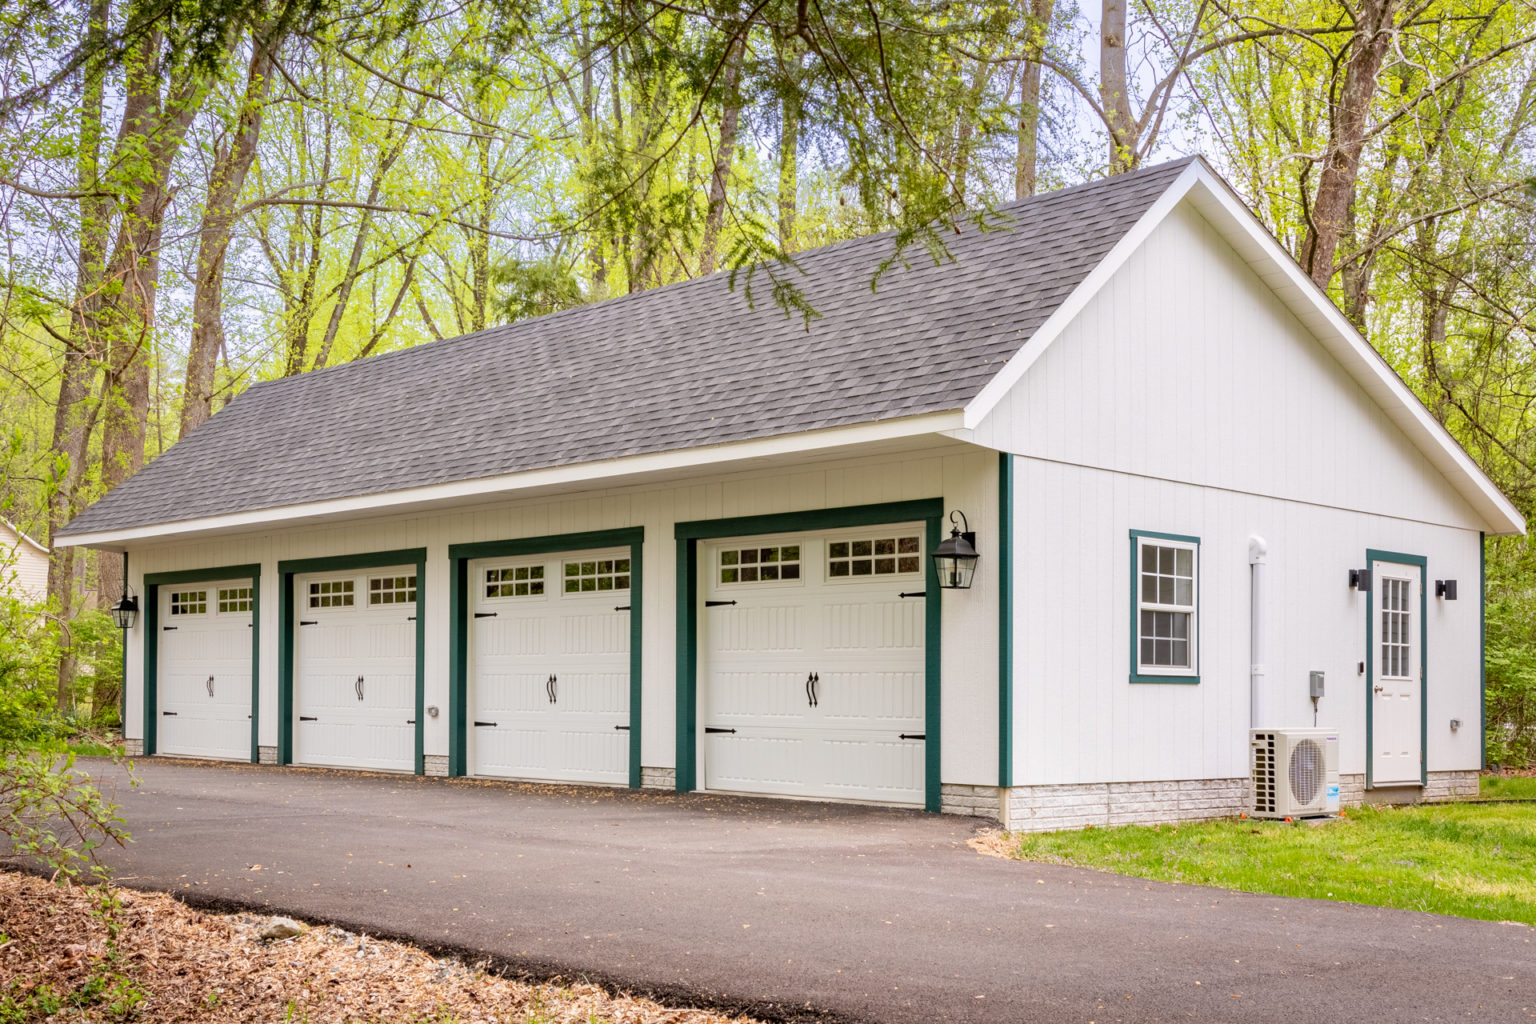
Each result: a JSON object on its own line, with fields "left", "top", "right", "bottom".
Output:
{"left": 1130, "top": 531, "right": 1200, "bottom": 683}
{"left": 483, "top": 563, "right": 547, "bottom": 601}
{"left": 715, "top": 542, "right": 803, "bottom": 587}
{"left": 825, "top": 533, "right": 924, "bottom": 583}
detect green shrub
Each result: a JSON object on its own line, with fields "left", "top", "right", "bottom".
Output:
{"left": 0, "top": 748, "right": 131, "bottom": 883}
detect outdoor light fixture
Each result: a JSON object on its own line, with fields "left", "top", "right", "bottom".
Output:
{"left": 1436, "top": 579, "right": 1458, "bottom": 600}
{"left": 931, "top": 510, "right": 979, "bottom": 590}
{"left": 1348, "top": 568, "right": 1372, "bottom": 592}
{"left": 110, "top": 588, "right": 140, "bottom": 631}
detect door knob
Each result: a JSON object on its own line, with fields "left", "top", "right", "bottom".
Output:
{"left": 1373, "top": 686, "right": 1385, "bottom": 694}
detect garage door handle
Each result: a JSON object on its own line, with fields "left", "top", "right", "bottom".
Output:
{"left": 806, "top": 671, "right": 819, "bottom": 708}
{"left": 899, "top": 733, "right": 925, "bottom": 740}
{"left": 705, "top": 727, "right": 736, "bottom": 734}
{"left": 206, "top": 675, "right": 214, "bottom": 698}
{"left": 705, "top": 600, "right": 736, "bottom": 607}
{"left": 299, "top": 620, "right": 317, "bottom": 626}
{"left": 548, "top": 674, "right": 557, "bottom": 704}
{"left": 474, "top": 720, "right": 497, "bottom": 727}
{"left": 355, "top": 676, "right": 364, "bottom": 701}
{"left": 299, "top": 716, "right": 318, "bottom": 722}
{"left": 474, "top": 612, "right": 497, "bottom": 618}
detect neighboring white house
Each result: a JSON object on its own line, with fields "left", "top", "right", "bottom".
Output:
{"left": 2, "top": 518, "right": 49, "bottom": 604}
{"left": 55, "top": 158, "right": 1524, "bottom": 828}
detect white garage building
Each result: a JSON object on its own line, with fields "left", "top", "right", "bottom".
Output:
{"left": 57, "top": 158, "right": 1523, "bottom": 827}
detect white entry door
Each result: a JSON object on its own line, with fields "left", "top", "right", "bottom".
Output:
{"left": 157, "top": 580, "right": 253, "bottom": 760}
{"left": 1372, "top": 560, "right": 1423, "bottom": 785}
{"left": 701, "top": 526, "right": 926, "bottom": 805}
{"left": 468, "top": 548, "right": 631, "bottom": 783}
{"left": 293, "top": 566, "right": 417, "bottom": 771}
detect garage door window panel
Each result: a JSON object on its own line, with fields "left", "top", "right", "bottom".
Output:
{"left": 564, "top": 558, "right": 630, "bottom": 594}
{"left": 308, "top": 579, "right": 354, "bottom": 609}
{"left": 170, "top": 590, "right": 207, "bottom": 616}
{"left": 827, "top": 536, "right": 922, "bottom": 579}
{"left": 217, "top": 587, "right": 251, "bottom": 613}
{"left": 719, "top": 545, "right": 800, "bottom": 585}
{"left": 369, "top": 575, "right": 417, "bottom": 605}
{"left": 485, "top": 565, "right": 545, "bottom": 599}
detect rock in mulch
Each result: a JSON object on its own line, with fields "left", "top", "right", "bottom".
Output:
{"left": 257, "top": 916, "right": 304, "bottom": 941}
{"left": 0, "top": 870, "right": 759, "bottom": 1023}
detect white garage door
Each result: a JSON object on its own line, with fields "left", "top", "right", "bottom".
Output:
{"left": 157, "top": 580, "right": 253, "bottom": 760}
{"left": 293, "top": 566, "right": 417, "bottom": 771}
{"left": 701, "top": 526, "right": 926, "bottom": 804}
{"left": 468, "top": 548, "right": 630, "bottom": 784}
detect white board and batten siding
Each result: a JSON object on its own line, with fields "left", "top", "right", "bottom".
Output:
{"left": 2, "top": 521, "right": 49, "bottom": 604}
{"left": 118, "top": 445, "right": 1001, "bottom": 787}
{"left": 975, "top": 201, "right": 1488, "bottom": 787}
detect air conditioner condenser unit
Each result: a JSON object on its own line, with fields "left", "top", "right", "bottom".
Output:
{"left": 1250, "top": 728, "right": 1339, "bottom": 818}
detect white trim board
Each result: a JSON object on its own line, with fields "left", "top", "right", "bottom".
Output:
{"left": 961, "top": 159, "right": 1525, "bottom": 537}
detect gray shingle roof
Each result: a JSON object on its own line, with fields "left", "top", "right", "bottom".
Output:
{"left": 61, "top": 158, "right": 1193, "bottom": 537}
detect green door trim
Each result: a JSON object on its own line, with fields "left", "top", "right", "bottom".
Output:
{"left": 1364, "top": 549, "right": 1428, "bottom": 789}
{"left": 143, "top": 563, "right": 262, "bottom": 763}
{"left": 447, "top": 527, "right": 645, "bottom": 786}
{"left": 1479, "top": 532, "right": 1486, "bottom": 771}
{"left": 673, "top": 498, "right": 946, "bottom": 812}
{"left": 277, "top": 548, "right": 427, "bottom": 773}
{"left": 997, "top": 452, "right": 1014, "bottom": 789}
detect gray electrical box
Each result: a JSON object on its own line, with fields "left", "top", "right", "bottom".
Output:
{"left": 1309, "top": 671, "right": 1325, "bottom": 698}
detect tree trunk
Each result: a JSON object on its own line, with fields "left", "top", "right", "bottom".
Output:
{"left": 1015, "top": 0, "right": 1054, "bottom": 198}
{"left": 700, "top": 33, "right": 745, "bottom": 276}
{"left": 1099, "top": 0, "right": 1135, "bottom": 173}
{"left": 775, "top": 32, "right": 802, "bottom": 251}
{"left": 1303, "top": 0, "right": 1401, "bottom": 290}
{"left": 183, "top": 28, "right": 277, "bottom": 436}
{"left": 48, "top": 0, "right": 111, "bottom": 712}
{"left": 468, "top": 129, "right": 492, "bottom": 333}
{"left": 97, "top": 25, "right": 209, "bottom": 609}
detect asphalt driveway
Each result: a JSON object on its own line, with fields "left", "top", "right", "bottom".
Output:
{"left": 19, "top": 759, "right": 1535, "bottom": 1023}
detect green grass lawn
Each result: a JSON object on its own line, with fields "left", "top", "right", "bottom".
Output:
{"left": 1008, "top": 776, "right": 1536, "bottom": 925}
{"left": 1480, "top": 772, "right": 1536, "bottom": 800}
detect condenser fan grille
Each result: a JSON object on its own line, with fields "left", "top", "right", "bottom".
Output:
{"left": 1288, "top": 738, "right": 1324, "bottom": 805}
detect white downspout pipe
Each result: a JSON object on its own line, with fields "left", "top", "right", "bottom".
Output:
{"left": 1249, "top": 535, "right": 1268, "bottom": 728}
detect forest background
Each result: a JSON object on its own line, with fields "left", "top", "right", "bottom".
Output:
{"left": 2, "top": 0, "right": 1535, "bottom": 765}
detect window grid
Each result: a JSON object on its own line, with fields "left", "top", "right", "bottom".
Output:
{"left": 368, "top": 575, "right": 417, "bottom": 605}
{"left": 828, "top": 536, "right": 922, "bottom": 579}
{"left": 1381, "top": 577, "right": 1412, "bottom": 679}
{"left": 1137, "top": 540, "right": 1196, "bottom": 672}
{"left": 563, "top": 558, "right": 631, "bottom": 594}
{"left": 719, "top": 545, "right": 800, "bottom": 584}
{"left": 486, "top": 565, "right": 545, "bottom": 599}
{"left": 307, "top": 579, "right": 354, "bottom": 609}
{"left": 169, "top": 590, "right": 207, "bottom": 616}
{"left": 217, "top": 587, "right": 252, "bottom": 613}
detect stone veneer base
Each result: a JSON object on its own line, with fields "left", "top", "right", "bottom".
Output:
{"left": 423, "top": 755, "right": 449, "bottom": 777}
{"left": 640, "top": 766, "right": 676, "bottom": 791}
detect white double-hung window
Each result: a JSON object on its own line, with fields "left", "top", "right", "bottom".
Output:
{"left": 1131, "top": 531, "right": 1199, "bottom": 682}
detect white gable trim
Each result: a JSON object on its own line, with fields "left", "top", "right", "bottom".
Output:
{"left": 963, "top": 160, "right": 1524, "bottom": 537}
{"left": 55, "top": 410, "right": 966, "bottom": 549}
{"left": 1, "top": 519, "right": 48, "bottom": 555}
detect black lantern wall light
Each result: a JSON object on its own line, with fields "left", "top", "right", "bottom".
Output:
{"left": 110, "top": 586, "right": 140, "bottom": 630}
{"left": 932, "top": 510, "right": 980, "bottom": 589}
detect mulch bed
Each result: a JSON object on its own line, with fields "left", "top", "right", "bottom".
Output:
{"left": 0, "top": 871, "right": 757, "bottom": 1023}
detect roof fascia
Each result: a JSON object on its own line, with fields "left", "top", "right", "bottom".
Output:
{"left": 1, "top": 520, "right": 48, "bottom": 554}
{"left": 55, "top": 410, "right": 965, "bottom": 549}
{"left": 962, "top": 159, "right": 1524, "bottom": 537}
